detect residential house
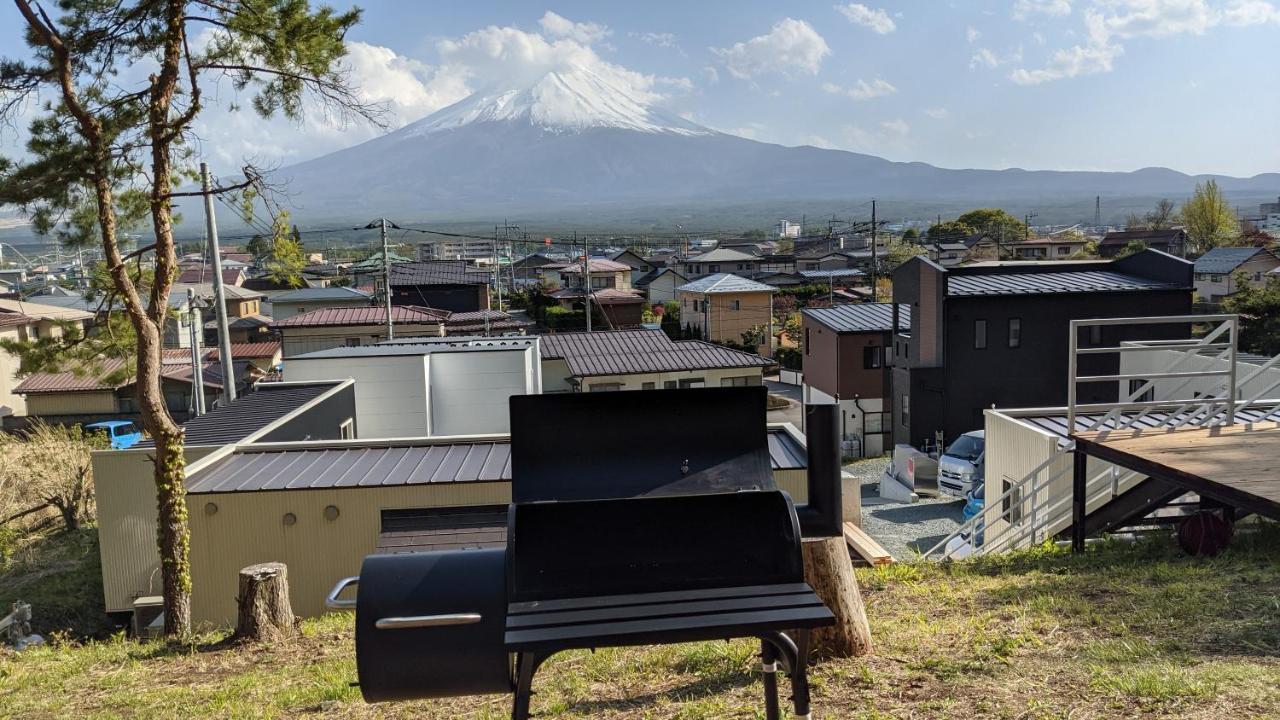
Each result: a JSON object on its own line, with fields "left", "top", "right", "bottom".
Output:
{"left": 801, "top": 303, "right": 909, "bottom": 458}
{"left": 929, "top": 242, "right": 969, "bottom": 267}
{"left": 1193, "top": 247, "right": 1280, "bottom": 302}
{"left": 0, "top": 268, "right": 28, "bottom": 288}
{"left": 759, "top": 254, "right": 798, "bottom": 274}
{"left": 269, "top": 286, "right": 372, "bottom": 321}
{"left": 511, "top": 252, "right": 568, "bottom": 284}
{"left": 680, "top": 247, "right": 760, "bottom": 278}
{"left": 442, "top": 309, "right": 531, "bottom": 336}
{"left": 1100, "top": 229, "right": 1187, "bottom": 258}
{"left": 798, "top": 268, "right": 865, "bottom": 289}
{"left": 0, "top": 301, "right": 95, "bottom": 419}
{"left": 172, "top": 282, "right": 266, "bottom": 319}
{"left": 228, "top": 341, "right": 282, "bottom": 373}
{"left": 549, "top": 258, "right": 646, "bottom": 327}
{"left": 388, "top": 260, "right": 491, "bottom": 312}
{"left": 676, "top": 273, "right": 778, "bottom": 356}
{"left": 891, "top": 249, "right": 1194, "bottom": 448}
{"left": 539, "top": 329, "right": 773, "bottom": 392}
{"left": 285, "top": 336, "right": 541, "bottom": 438}
{"left": 204, "top": 314, "right": 273, "bottom": 344}
{"left": 795, "top": 252, "right": 852, "bottom": 272}
{"left": 609, "top": 249, "right": 655, "bottom": 284}
{"left": 177, "top": 266, "right": 246, "bottom": 286}
{"left": 1011, "top": 236, "right": 1089, "bottom": 261}
{"left": 633, "top": 267, "right": 688, "bottom": 304}
{"left": 272, "top": 305, "right": 447, "bottom": 358}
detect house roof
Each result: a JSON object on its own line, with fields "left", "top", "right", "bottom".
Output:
{"left": 350, "top": 250, "right": 412, "bottom": 270}
{"left": 143, "top": 380, "right": 350, "bottom": 449}
{"left": 0, "top": 312, "right": 31, "bottom": 329}
{"left": 388, "top": 261, "right": 490, "bottom": 286}
{"left": 177, "top": 267, "right": 244, "bottom": 285}
{"left": 558, "top": 258, "right": 632, "bottom": 274}
{"left": 1101, "top": 229, "right": 1186, "bottom": 246}
{"left": 798, "top": 268, "right": 865, "bottom": 280}
{"left": 170, "top": 282, "right": 265, "bottom": 302}
{"left": 204, "top": 313, "right": 273, "bottom": 331}
{"left": 684, "top": 248, "right": 758, "bottom": 263}
{"left": 270, "top": 286, "right": 371, "bottom": 303}
{"left": 185, "top": 426, "right": 804, "bottom": 494}
{"left": 1193, "top": 247, "right": 1276, "bottom": 274}
{"left": 271, "top": 305, "right": 447, "bottom": 328}
{"left": 676, "top": 273, "right": 778, "bottom": 294}
{"left": 14, "top": 357, "right": 249, "bottom": 394}
{"left": 0, "top": 298, "right": 94, "bottom": 322}
{"left": 803, "top": 303, "right": 911, "bottom": 333}
{"left": 228, "top": 341, "right": 281, "bottom": 359}
{"left": 947, "top": 270, "right": 1178, "bottom": 297}
{"left": 540, "top": 329, "right": 773, "bottom": 378}
{"left": 548, "top": 287, "right": 646, "bottom": 304}
{"left": 293, "top": 336, "right": 538, "bottom": 360}
{"left": 634, "top": 267, "right": 687, "bottom": 287}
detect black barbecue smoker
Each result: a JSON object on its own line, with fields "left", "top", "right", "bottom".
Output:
{"left": 327, "top": 387, "right": 843, "bottom": 720}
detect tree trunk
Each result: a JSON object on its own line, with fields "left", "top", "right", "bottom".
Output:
{"left": 802, "top": 536, "right": 873, "bottom": 659}
{"left": 234, "top": 562, "right": 297, "bottom": 643}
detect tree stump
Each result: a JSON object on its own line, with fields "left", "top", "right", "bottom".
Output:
{"left": 802, "top": 536, "right": 873, "bottom": 658}
{"left": 233, "top": 562, "right": 297, "bottom": 643}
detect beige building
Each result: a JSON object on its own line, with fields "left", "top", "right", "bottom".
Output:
{"left": 1193, "top": 247, "right": 1280, "bottom": 302}
{"left": 676, "top": 273, "right": 778, "bottom": 356}
{"left": 0, "top": 299, "right": 94, "bottom": 418}
{"left": 539, "top": 328, "right": 772, "bottom": 392}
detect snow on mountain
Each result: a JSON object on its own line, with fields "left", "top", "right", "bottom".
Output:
{"left": 400, "top": 65, "right": 711, "bottom": 137}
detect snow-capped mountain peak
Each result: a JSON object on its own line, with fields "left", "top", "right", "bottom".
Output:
{"left": 402, "top": 65, "right": 711, "bottom": 137}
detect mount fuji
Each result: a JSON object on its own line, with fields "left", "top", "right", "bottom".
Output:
{"left": 274, "top": 65, "right": 1280, "bottom": 224}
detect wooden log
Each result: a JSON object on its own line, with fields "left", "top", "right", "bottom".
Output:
{"left": 233, "top": 562, "right": 297, "bottom": 643}
{"left": 802, "top": 536, "right": 873, "bottom": 659}
{"left": 843, "top": 522, "right": 895, "bottom": 567}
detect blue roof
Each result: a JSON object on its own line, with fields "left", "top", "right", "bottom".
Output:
{"left": 1193, "top": 247, "right": 1273, "bottom": 275}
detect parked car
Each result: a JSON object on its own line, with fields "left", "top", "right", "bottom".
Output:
{"left": 85, "top": 420, "right": 143, "bottom": 450}
{"left": 938, "top": 430, "right": 985, "bottom": 499}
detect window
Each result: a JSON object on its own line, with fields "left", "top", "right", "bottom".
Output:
{"left": 642, "top": 382, "right": 656, "bottom": 390}
{"left": 1088, "top": 325, "right": 1102, "bottom": 345}
{"left": 664, "top": 380, "right": 677, "bottom": 389}
{"left": 708, "top": 264, "right": 720, "bottom": 273}
{"left": 721, "top": 376, "right": 751, "bottom": 387}
{"left": 1127, "top": 379, "right": 1154, "bottom": 403}
{"left": 345, "top": 337, "right": 361, "bottom": 347}
{"left": 1008, "top": 318, "right": 1022, "bottom": 348}
{"left": 589, "top": 383, "right": 622, "bottom": 392}
{"left": 804, "top": 262, "right": 818, "bottom": 270}
{"left": 863, "top": 346, "right": 882, "bottom": 369}
{"left": 678, "top": 378, "right": 705, "bottom": 388}
{"left": 901, "top": 394, "right": 910, "bottom": 427}
{"left": 730, "top": 300, "right": 741, "bottom": 311}
{"left": 339, "top": 419, "right": 355, "bottom": 440}
{"left": 1057, "top": 246, "right": 1071, "bottom": 256}
{"left": 974, "top": 319, "right": 987, "bottom": 349}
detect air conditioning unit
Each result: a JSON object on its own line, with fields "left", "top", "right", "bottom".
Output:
{"left": 131, "top": 596, "right": 164, "bottom": 639}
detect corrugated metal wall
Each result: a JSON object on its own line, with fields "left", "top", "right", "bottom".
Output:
{"left": 27, "top": 390, "right": 117, "bottom": 415}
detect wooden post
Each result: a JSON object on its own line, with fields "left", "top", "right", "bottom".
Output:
{"left": 234, "top": 562, "right": 297, "bottom": 642}
{"left": 802, "top": 537, "right": 873, "bottom": 658}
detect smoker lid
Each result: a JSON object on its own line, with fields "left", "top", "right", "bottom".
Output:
{"left": 509, "top": 386, "right": 774, "bottom": 503}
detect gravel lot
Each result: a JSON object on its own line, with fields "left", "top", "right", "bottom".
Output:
{"left": 844, "top": 456, "right": 966, "bottom": 560}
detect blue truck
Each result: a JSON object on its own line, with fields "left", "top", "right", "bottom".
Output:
{"left": 85, "top": 420, "right": 143, "bottom": 450}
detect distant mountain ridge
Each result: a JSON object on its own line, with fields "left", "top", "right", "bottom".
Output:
{"left": 273, "top": 66, "right": 1280, "bottom": 223}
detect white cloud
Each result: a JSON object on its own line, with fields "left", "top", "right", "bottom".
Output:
{"left": 632, "top": 31, "right": 677, "bottom": 48}
{"left": 703, "top": 66, "right": 720, "bottom": 84}
{"left": 969, "top": 45, "right": 1023, "bottom": 69}
{"left": 1009, "top": 0, "right": 1280, "bottom": 85}
{"left": 822, "top": 78, "right": 898, "bottom": 100}
{"left": 834, "top": 3, "right": 897, "bottom": 33}
{"left": 538, "top": 11, "right": 611, "bottom": 45}
{"left": 924, "top": 107, "right": 950, "bottom": 119}
{"left": 966, "top": 25, "right": 982, "bottom": 43}
{"left": 881, "top": 118, "right": 910, "bottom": 139}
{"left": 713, "top": 18, "right": 831, "bottom": 79}
{"left": 1013, "top": 0, "right": 1072, "bottom": 21}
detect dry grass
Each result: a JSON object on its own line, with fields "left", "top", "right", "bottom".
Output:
{"left": 2, "top": 528, "right": 1279, "bottom": 719}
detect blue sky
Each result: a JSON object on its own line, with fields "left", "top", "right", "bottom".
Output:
{"left": 1, "top": 0, "right": 1278, "bottom": 176}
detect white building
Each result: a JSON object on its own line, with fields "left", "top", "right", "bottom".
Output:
{"left": 777, "top": 220, "right": 801, "bottom": 239}
{"left": 284, "top": 337, "right": 541, "bottom": 438}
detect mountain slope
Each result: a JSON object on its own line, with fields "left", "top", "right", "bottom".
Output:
{"left": 274, "top": 68, "right": 1280, "bottom": 222}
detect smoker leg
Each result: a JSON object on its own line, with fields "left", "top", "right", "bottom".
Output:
{"left": 761, "top": 639, "right": 781, "bottom": 720}
{"left": 790, "top": 629, "right": 813, "bottom": 719}
{"left": 512, "top": 652, "right": 546, "bottom": 720}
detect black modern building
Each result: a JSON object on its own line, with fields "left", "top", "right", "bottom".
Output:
{"left": 890, "top": 250, "right": 1194, "bottom": 448}
{"left": 389, "top": 261, "right": 492, "bottom": 312}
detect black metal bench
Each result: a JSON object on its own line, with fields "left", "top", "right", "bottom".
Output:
{"left": 333, "top": 388, "right": 837, "bottom": 719}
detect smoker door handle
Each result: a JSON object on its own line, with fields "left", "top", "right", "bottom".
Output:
{"left": 325, "top": 576, "right": 360, "bottom": 609}
{"left": 375, "top": 614, "right": 483, "bottom": 630}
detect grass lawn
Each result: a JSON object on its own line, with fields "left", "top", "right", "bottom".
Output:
{"left": 2, "top": 527, "right": 1278, "bottom": 719}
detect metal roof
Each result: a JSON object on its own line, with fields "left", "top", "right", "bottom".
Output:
{"left": 1101, "top": 229, "right": 1185, "bottom": 246}
{"left": 0, "top": 298, "right": 94, "bottom": 322}
{"left": 684, "top": 248, "right": 758, "bottom": 263}
{"left": 228, "top": 341, "right": 281, "bottom": 359}
{"left": 388, "top": 261, "right": 490, "bottom": 286}
{"left": 802, "top": 303, "right": 910, "bottom": 333}
{"left": 1013, "top": 407, "right": 1277, "bottom": 439}
{"left": 293, "top": 336, "right": 537, "bottom": 359}
{"left": 271, "top": 305, "right": 446, "bottom": 328}
{"left": 270, "top": 286, "right": 372, "bottom": 303}
{"left": 946, "top": 271, "right": 1177, "bottom": 297}
{"left": 186, "top": 427, "right": 805, "bottom": 494}
{"left": 540, "top": 329, "right": 773, "bottom": 377}
{"left": 558, "top": 258, "right": 632, "bottom": 273}
{"left": 798, "top": 268, "right": 865, "bottom": 279}
{"left": 143, "top": 381, "right": 348, "bottom": 448}
{"left": 170, "top": 282, "right": 264, "bottom": 302}
{"left": 634, "top": 267, "right": 686, "bottom": 287}
{"left": 676, "top": 273, "right": 778, "bottom": 294}
{"left": 177, "top": 267, "right": 244, "bottom": 285}
{"left": 1193, "top": 247, "right": 1275, "bottom": 275}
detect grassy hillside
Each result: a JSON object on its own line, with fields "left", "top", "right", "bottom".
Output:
{"left": 1, "top": 528, "right": 1277, "bottom": 719}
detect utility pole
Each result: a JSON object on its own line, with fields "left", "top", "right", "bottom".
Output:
{"left": 187, "top": 289, "right": 205, "bottom": 417}
{"left": 582, "top": 232, "right": 592, "bottom": 333}
{"left": 492, "top": 225, "right": 503, "bottom": 312}
{"left": 199, "top": 162, "right": 236, "bottom": 403}
{"left": 1024, "top": 212, "right": 1037, "bottom": 243}
{"left": 380, "top": 218, "right": 394, "bottom": 340}
{"left": 870, "top": 198, "right": 879, "bottom": 303}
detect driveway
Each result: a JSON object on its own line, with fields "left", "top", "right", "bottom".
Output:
{"left": 764, "top": 375, "right": 803, "bottom": 427}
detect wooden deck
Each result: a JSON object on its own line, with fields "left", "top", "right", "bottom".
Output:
{"left": 1074, "top": 423, "right": 1280, "bottom": 520}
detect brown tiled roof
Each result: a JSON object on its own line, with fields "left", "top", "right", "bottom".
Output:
{"left": 1101, "top": 229, "right": 1186, "bottom": 246}
{"left": 540, "top": 329, "right": 774, "bottom": 378}
{"left": 271, "top": 305, "right": 447, "bottom": 328}
{"left": 559, "top": 258, "right": 632, "bottom": 274}
{"left": 549, "top": 288, "right": 645, "bottom": 305}
{"left": 14, "top": 357, "right": 251, "bottom": 393}
{"left": 228, "top": 341, "right": 281, "bottom": 359}
{"left": 0, "top": 312, "right": 32, "bottom": 328}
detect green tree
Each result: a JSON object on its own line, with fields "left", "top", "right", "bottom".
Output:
{"left": 265, "top": 216, "right": 306, "bottom": 288}
{"left": 955, "top": 208, "right": 1028, "bottom": 243}
{"left": 1180, "top": 179, "right": 1238, "bottom": 254}
{"left": 901, "top": 227, "right": 920, "bottom": 243}
{"left": 925, "top": 220, "right": 975, "bottom": 243}
{"left": 1223, "top": 275, "right": 1280, "bottom": 356}
{"left": 0, "top": 0, "right": 377, "bottom": 637}
{"left": 1117, "top": 239, "right": 1149, "bottom": 258}
{"left": 245, "top": 234, "right": 271, "bottom": 263}
{"left": 883, "top": 238, "right": 928, "bottom": 272}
